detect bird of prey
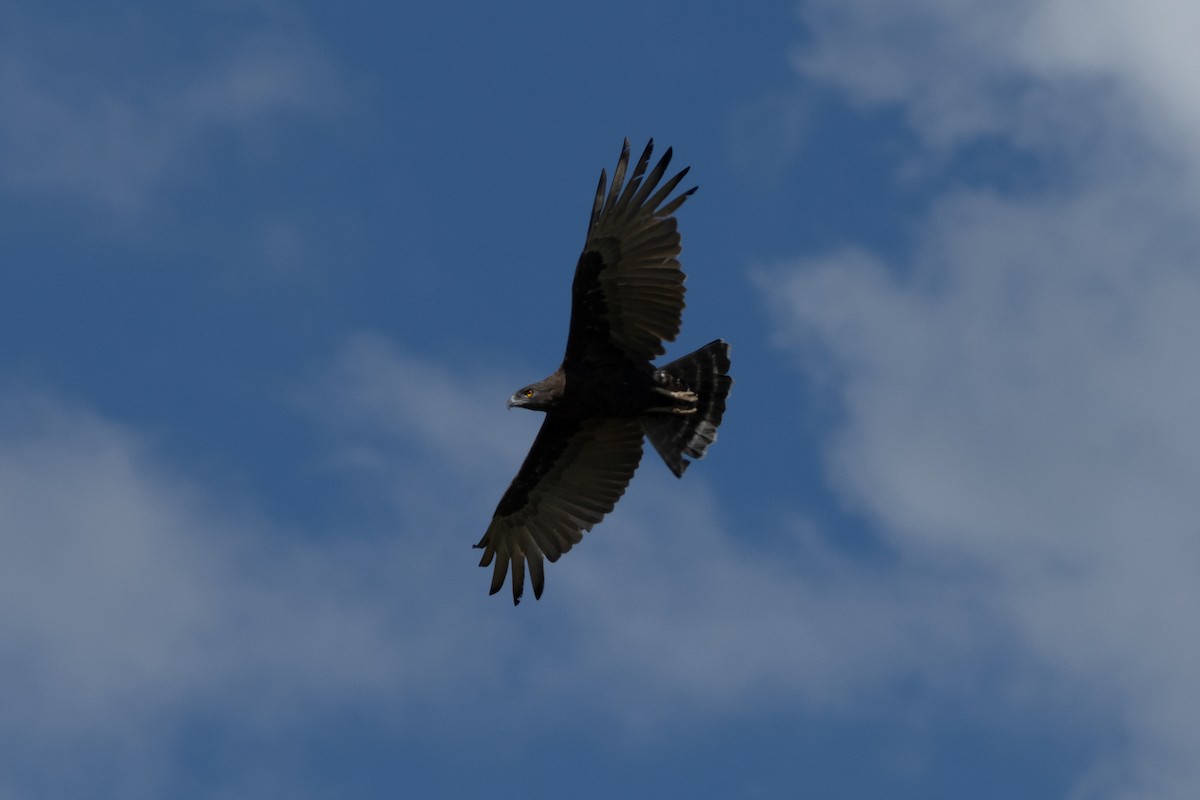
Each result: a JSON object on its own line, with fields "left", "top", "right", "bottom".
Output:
{"left": 475, "top": 139, "right": 732, "bottom": 604}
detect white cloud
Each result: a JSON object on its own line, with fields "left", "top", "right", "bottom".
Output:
{"left": 0, "top": 386, "right": 517, "bottom": 796}
{"left": 795, "top": 0, "right": 1048, "bottom": 149}
{"left": 766, "top": 187, "right": 1200, "bottom": 800}
{"left": 0, "top": 333, "right": 1106, "bottom": 794}
{"left": 772, "top": 1, "right": 1200, "bottom": 797}
{"left": 0, "top": 9, "right": 340, "bottom": 213}
{"left": 0, "top": 349, "right": 911, "bottom": 731}
{"left": 795, "top": 0, "right": 1200, "bottom": 178}
{"left": 312, "top": 337, "right": 1035, "bottom": 724}
{"left": 1021, "top": 0, "right": 1200, "bottom": 168}
{"left": 313, "top": 333, "right": 534, "bottom": 478}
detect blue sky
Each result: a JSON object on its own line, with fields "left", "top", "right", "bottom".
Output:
{"left": 3, "top": 1, "right": 1199, "bottom": 797}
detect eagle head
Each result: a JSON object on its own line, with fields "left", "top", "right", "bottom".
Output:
{"left": 507, "top": 374, "right": 562, "bottom": 411}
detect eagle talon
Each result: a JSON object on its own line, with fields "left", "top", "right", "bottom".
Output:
{"left": 654, "top": 386, "right": 698, "bottom": 403}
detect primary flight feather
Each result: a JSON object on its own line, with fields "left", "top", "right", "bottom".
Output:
{"left": 475, "top": 139, "right": 732, "bottom": 604}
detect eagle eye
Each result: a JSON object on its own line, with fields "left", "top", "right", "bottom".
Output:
{"left": 523, "top": 388, "right": 535, "bottom": 398}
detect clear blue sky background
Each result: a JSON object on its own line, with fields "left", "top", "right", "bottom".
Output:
{"left": 3, "top": 1, "right": 1199, "bottom": 798}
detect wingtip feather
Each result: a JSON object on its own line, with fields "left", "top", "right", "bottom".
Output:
{"left": 528, "top": 556, "right": 545, "bottom": 600}
{"left": 510, "top": 556, "right": 525, "bottom": 605}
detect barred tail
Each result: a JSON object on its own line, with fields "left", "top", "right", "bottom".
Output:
{"left": 641, "top": 339, "right": 732, "bottom": 477}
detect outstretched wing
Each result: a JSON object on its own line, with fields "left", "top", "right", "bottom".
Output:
{"left": 565, "top": 139, "right": 696, "bottom": 368}
{"left": 475, "top": 415, "right": 644, "bottom": 604}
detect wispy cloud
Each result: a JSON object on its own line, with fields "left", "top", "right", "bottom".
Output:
{"left": 0, "top": 6, "right": 340, "bottom": 214}
{"left": 796, "top": 0, "right": 1200, "bottom": 184}
{"left": 312, "top": 333, "right": 534, "bottom": 477}
{"left": 1021, "top": 0, "right": 1200, "bottom": 171}
{"left": 0, "top": 386, "right": 510, "bottom": 796}
{"left": 772, "top": 2, "right": 1200, "bottom": 797}
{"left": 310, "top": 336, "right": 1044, "bottom": 725}
{"left": 0, "top": 325, "right": 1115, "bottom": 795}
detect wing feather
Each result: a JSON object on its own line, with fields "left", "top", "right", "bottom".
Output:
{"left": 475, "top": 416, "right": 644, "bottom": 604}
{"left": 565, "top": 140, "right": 697, "bottom": 366}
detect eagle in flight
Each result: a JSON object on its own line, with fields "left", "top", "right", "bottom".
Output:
{"left": 475, "top": 139, "right": 732, "bottom": 604}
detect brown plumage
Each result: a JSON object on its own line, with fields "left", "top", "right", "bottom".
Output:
{"left": 475, "top": 139, "right": 732, "bottom": 604}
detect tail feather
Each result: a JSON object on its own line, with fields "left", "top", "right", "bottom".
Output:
{"left": 641, "top": 339, "right": 732, "bottom": 477}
